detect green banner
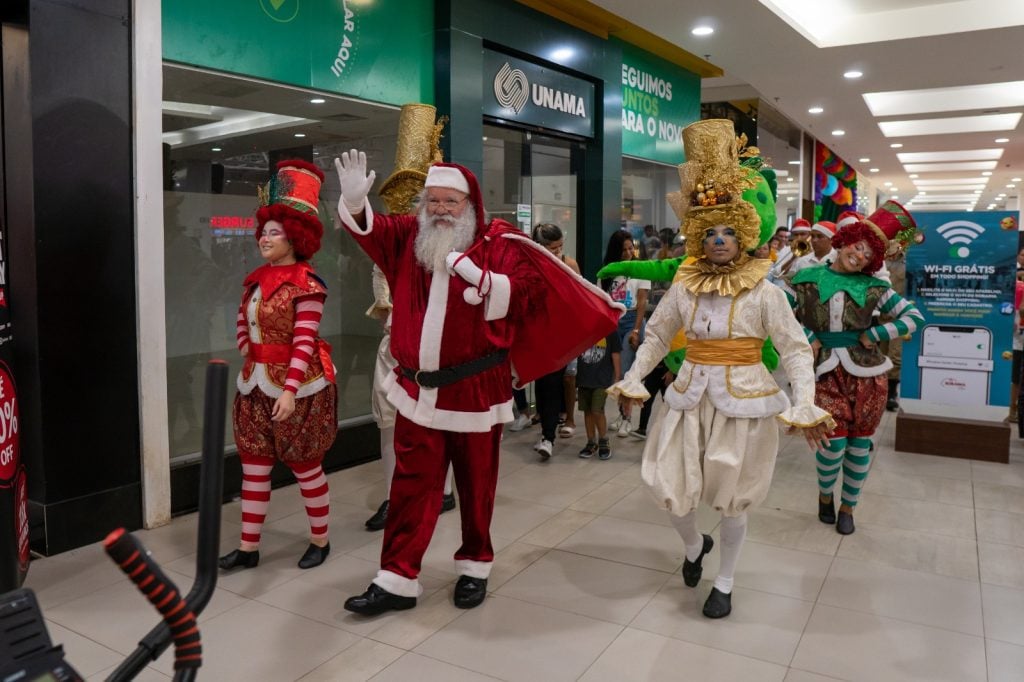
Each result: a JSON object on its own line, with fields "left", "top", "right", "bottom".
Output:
{"left": 162, "top": 0, "right": 433, "bottom": 106}
{"left": 618, "top": 40, "right": 700, "bottom": 165}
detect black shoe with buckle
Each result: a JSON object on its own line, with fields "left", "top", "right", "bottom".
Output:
{"left": 702, "top": 587, "right": 732, "bottom": 618}
{"left": 365, "top": 500, "right": 388, "bottom": 531}
{"left": 453, "top": 575, "right": 488, "bottom": 609}
{"left": 218, "top": 548, "right": 259, "bottom": 571}
{"left": 344, "top": 583, "right": 417, "bottom": 616}
{"left": 298, "top": 542, "right": 330, "bottom": 569}
{"left": 818, "top": 495, "right": 836, "bottom": 524}
{"left": 682, "top": 534, "right": 714, "bottom": 587}
{"left": 441, "top": 493, "right": 457, "bottom": 513}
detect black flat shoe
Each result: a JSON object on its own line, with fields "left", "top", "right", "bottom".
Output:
{"left": 453, "top": 575, "right": 488, "bottom": 609}
{"left": 343, "top": 583, "right": 417, "bottom": 616}
{"left": 365, "top": 500, "right": 388, "bottom": 531}
{"left": 681, "top": 534, "right": 714, "bottom": 587}
{"left": 218, "top": 548, "right": 259, "bottom": 571}
{"left": 702, "top": 587, "right": 732, "bottom": 618}
{"left": 836, "top": 511, "right": 856, "bottom": 535}
{"left": 298, "top": 542, "right": 330, "bottom": 569}
{"left": 818, "top": 495, "right": 836, "bottom": 524}
{"left": 441, "top": 493, "right": 457, "bottom": 513}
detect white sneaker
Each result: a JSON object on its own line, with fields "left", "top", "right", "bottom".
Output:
{"left": 617, "top": 421, "right": 631, "bottom": 438}
{"left": 609, "top": 415, "right": 623, "bottom": 431}
{"left": 509, "top": 413, "right": 532, "bottom": 431}
{"left": 535, "top": 438, "right": 553, "bottom": 459}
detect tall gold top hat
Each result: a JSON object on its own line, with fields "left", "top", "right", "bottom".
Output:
{"left": 378, "top": 103, "right": 447, "bottom": 214}
{"left": 667, "top": 119, "right": 762, "bottom": 257}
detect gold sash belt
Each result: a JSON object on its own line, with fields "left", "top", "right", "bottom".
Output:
{"left": 685, "top": 337, "right": 762, "bottom": 366}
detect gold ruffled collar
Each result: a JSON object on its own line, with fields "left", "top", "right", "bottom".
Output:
{"left": 674, "top": 254, "right": 772, "bottom": 296}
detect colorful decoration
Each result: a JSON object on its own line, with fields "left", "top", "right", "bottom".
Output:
{"left": 814, "top": 142, "right": 858, "bottom": 221}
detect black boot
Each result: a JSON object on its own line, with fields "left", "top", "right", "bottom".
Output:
{"left": 365, "top": 500, "right": 388, "bottom": 531}
{"left": 681, "top": 534, "right": 714, "bottom": 587}
{"left": 886, "top": 379, "right": 899, "bottom": 412}
{"left": 218, "top": 548, "right": 259, "bottom": 571}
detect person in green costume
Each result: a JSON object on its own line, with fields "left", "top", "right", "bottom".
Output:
{"left": 781, "top": 201, "right": 923, "bottom": 536}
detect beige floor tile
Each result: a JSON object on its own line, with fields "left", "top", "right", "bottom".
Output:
{"left": 746, "top": 507, "right": 842, "bottom": 556}
{"left": 556, "top": 514, "right": 685, "bottom": 572}
{"left": 347, "top": 524, "right": 514, "bottom": 581}
{"left": 982, "top": 583, "right": 1024, "bottom": 647}
{"left": 578, "top": 626, "right": 787, "bottom": 681}
{"left": 837, "top": 524, "right": 979, "bottom": 581}
{"left": 976, "top": 508, "right": 1024, "bottom": 547}
{"left": 88, "top": 665, "right": 170, "bottom": 681}
{"left": 987, "top": 639, "right": 1024, "bottom": 682}
{"left": 334, "top": 481, "right": 388, "bottom": 516}
{"left": 629, "top": 580, "right": 814, "bottom": 665}
{"left": 486, "top": 541, "right": 551, "bottom": 590}
{"left": 133, "top": 513, "right": 230, "bottom": 565}
{"left": 25, "top": 543, "right": 127, "bottom": 610}
{"left": 791, "top": 604, "right": 986, "bottom": 682}
{"left": 414, "top": 594, "right": 623, "bottom": 681}
{"left": 852, "top": 493, "right": 976, "bottom": 539}
{"left": 978, "top": 541, "right": 1024, "bottom": 589}
{"left": 518, "top": 509, "right": 597, "bottom": 548}
{"left": 255, "top": 553, "right": 446, "bottom": 638}
{"left": 150, "top": 600, "right": 359, "bottom": 679}
{"left": 698, "top": 540, "right": 834, "bottom": 602}
{"left": 568, "top": 481, "right": 635, "bottom": 514}
{"left": 515, "top": 444, "right": 642, "bottom": 483}
{"left": 603, "top": 462, "right": 642, "bottom": 488}
{"left": 874, "top": 450, "right": 973, "bottom": 480}
{"left": 371, "top": 652, "right": 502, "bottom": 681}
{"left": 817, "top": 557, "right": 983, "bottom": 636}
{"left": 434, "top": 493, "right": 562, "bottom": 541}
{"left": 326, "top": 463, "right": 387, "bottom": 497}
{"left": 601, "top": 488, "right": 722, "bottom": 530}
{"left": 266, "top": 500, "right": 410, "bottom": 555}
{"left": 974, "top": 481, "right": 1024, "bottom": 515}
{"left": 771, "top": 458, "right": 819, "bottom": 485}
{"left": 46, "top": 567, "right": 247, "bottom": 655}
{"left": 972, "top": 459, "right": 1024, "bottom": 489}
{"left": 45, "top": 621, "right": 122, "bottom": 679}
{"left": 866, "top": 468, "right": 975, "bottom": 508}
{"left": 783, "top": 670, "right": 845, "bottom": 682}
{"left": 496, "top": 467, "right": 605, "bottom": 507}
{"left": 762, "top": 476, "right": 819, "bottom": 516}
{"left": 297, "top": 638, "right": 404, "bottom": 681}
{"left": 495, "top": 549, "right": 670, "bottom": 624}
{"left": 368, "top": 587, "right": 471, "bottom": 650}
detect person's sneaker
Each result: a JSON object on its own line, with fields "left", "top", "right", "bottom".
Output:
{"left": 508, "top": 413, "right": 532, "bottom": 431}
{"left": 578, "top": 441, "right": 597, "bottom": 458}
{"left": 617, "top": 421, "right": 631, "bottom": 438}
{"left": 535, "top": 438, "right": 553, "bottom": 460}
{"left": 609, "top": 415, "right": 623, "bottom": 431}
{"left": 629, "top": 428, "right": 647, "bottom": 440}
{"left": 598, "top": 439, "right": 612, "bottom": 460}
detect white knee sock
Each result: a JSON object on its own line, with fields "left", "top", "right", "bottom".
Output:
{"left": 443, "top": 462, "right": 454, "bottom": 496}
{"left": 715, "top": 513, "right": 748, "bottom": 594}
{"left": 381, "top": 426, "right": 396, "bottom": 498}
{"left": 669, "top": 510, "right": 704, "bottom": 562}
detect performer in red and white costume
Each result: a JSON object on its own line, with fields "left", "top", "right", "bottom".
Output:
{"left": 219, "top": 159, "right": 337, "bottom": 572}
{"left": 334, "top": 150, "right": 621, "bottom": 614}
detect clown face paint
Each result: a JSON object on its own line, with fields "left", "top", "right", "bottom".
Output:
{"left": 703, "top": 224, "right": 740, "bottom": 265}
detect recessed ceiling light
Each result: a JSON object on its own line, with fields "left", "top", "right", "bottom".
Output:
{"left": 904, "top": 161, "right": 998, "bottom": 173}
{"left": 890, "top": 143, "right": 903, "bottom": 148}
{"left": 862, "top": 81, "right": 1024, "bottom": 117}
{"left": 891, "top": 187, "right": 898, "bottom": 192}
{"left": 869, "top": 168, "right": 879, "bottom": 172}
{"left": 897, "top": 149, "right": 1004, "bottom": 163}
{"left": 482, "top": 136, "right": 488, "bottom": 141}
{"left": 909, "top": 174, "right": 919, "bottom": 178}
{"left": 982, "top": 171, "right": 993, "bottom": 176}
{"left": 891, "top": 195, "right": 899, "bottom": 199}
{"left": 832, "top": 129, "right": 845, "bottom": 136}
{"left": 995, "top": 137, "right": 1010, "bottom": 143}
{"left": 884, "top": 182, "right": 893, "bottom": 187}
{"left": 691, "top": 26, "right": 714, "bottom": 36}
{"left": 844, "top": 70, "right": 863, "bottom": 79}
{"left": 879, "top": 113, "right": 1022, "bottom": 137}
{"left": 788, "top": 160, "right": 801, "bottom": 165}
{"left": 808, "top": 107, "right": 824, "bottom": 114}
{"left": 1013, "top": 177, "right": 1022, "bottom": 182}
{"left": 1009, "top": 184, "right": 1017, "bottom": 188}
{"left": 309, "top": 98, "right": 326, "bottom": 104}
{"left": 294, "top": 133, "right": 306, "bottom": 138}
{"left": 211, "top": 147, "right": 222, "bottom": 152}
{"left": 788, "top": 177, "right": 795, "bottom": 182}
{"left": 786, "top": 197, "right": 795, "bottom": 201}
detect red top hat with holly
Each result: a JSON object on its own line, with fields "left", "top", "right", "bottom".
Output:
{"left": 256, "top": 159, "right": 325, "bottom": 259}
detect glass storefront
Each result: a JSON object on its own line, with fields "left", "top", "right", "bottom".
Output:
{"left": 162, "top": 64, "right": 399, "bottom": 462}
{"left": 621, "top": 156, "right": 678, "bottom": 258}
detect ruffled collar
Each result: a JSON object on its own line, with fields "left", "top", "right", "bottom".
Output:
{"left": 244, "top": 261, "right": 314, "bottom": 299}
{"left": 791, "top": 264, "right": 888, "bottom": 306}
{"left": 675, "top": 254, "right": 772, "bottom": 296}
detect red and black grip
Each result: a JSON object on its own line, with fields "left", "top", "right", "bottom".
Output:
{"left": 103, "top": 528, "right": 202, "bottom": 671}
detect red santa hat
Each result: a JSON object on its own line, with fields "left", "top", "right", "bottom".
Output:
{"left": 256, "top": 159, "right": 325, "bottom": 259}
{"left": 791, "top": 218, "right": 812, "bottom": 234}
{"left": 836, "top": 210, "right": 864, "bottom": 230}
{"left": 424, "top": 162, "right": 487, "bottom": 234}
{"left": 811, "top": 220, "right": 837, "bottom": 238}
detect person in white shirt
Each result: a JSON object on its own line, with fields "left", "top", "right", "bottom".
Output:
{"left": 768, "top": 218, "right": 812, "bottom": 282}
{"left": 789, "top": 220, "right": 837, "bottom": 274}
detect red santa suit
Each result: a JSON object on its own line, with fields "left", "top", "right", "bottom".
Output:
{"left": 337, "top": 163, "right": 621, "bottom": 598}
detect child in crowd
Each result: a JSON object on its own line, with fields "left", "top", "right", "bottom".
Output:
{"left": 576, "top": 332, "right": 622, "bottom": 460}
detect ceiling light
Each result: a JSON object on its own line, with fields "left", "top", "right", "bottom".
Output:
{"left": 1013, "top": 177, "right": 1022, "bottom": 182}
{"left": 551, "top": 47, "right": 575, "bottom": 61}
{"left": 879, "top": 113, "right": 1022, "bottom": 137}
{"left": 691, "top": 26, "right": 714, "bottom": 36}
{"left": 869, "top": 168, "right": 879, "bottom": 172}
{"left": 808, "top": 107, "right": 824, "bottom": 114}
{"left": 788, "top": 160, "right": 801, "bottom": 165}
{"left": 995, "top": 137, "right": 1010, "bottom": 143}
{"left": 1009, "top": 184, "right": 1018, "bottom": 188}
{"left": 890, "top": 143, "right": 903, "bottom": 149}
{"left": 211, "top": 147, "right": 222, "bottom": 152}
{"left": 912, "top": 184, "right": 986, "bottom": 191}
{"left": 897, "top": 149, "right": 1004, "bottom": 163}
{"left": 982, "top": 171, "right": 993, "bottom": 176}
{"left": 309, "top": 98, "right": 326, "bottom": 104}
{"left": 859, "top": 158, "right": 870, "bottom": 163}
{"left": 787, "top": 197, "right": 795, "bottom": 201}
{"left": 884, "top": 182, "right": 893, "bottom": 187}
{"left": 903, "top": 161, "right": 998, "bottom": 173}
{"left": 832, "top": 129, "right": 845, "bottom": 136}
{"left": 891, "top": 187, "right": 898, "bottom": 192}
{"left": 909, "top": 174, "right": 919, "bottom": 178}
{"left": 294, "top": 133, "right": 306, "bottom": 138}
{"left": 862, "top": 81, "right": 1024, "bottom": 117}
{"left": 891, "top": 195, "right": 898, "bottom": 199}
{"left": 843, "top": 70, "right": 863, "bottom": 79}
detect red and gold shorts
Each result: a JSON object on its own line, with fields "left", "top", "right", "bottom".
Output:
{"left": 233, "top": 386, "right": 338, "bottom": 463}
{"left": 815, "top": 365, "right": 886, "bottom": 437}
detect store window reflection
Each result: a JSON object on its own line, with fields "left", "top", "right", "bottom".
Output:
{"left": 162, "top": 64, "right": 399, "bottom": 462}
{"left": 621, "top": 156, "right": 676, "bottom": 257}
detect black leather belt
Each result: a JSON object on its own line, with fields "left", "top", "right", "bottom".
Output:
{"left": 400, "top": 350, "right": 509, "bottom": 389}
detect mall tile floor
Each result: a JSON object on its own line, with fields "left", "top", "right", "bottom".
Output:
{"left": 23, "top": 409, "right": 1024, "bottom": 681}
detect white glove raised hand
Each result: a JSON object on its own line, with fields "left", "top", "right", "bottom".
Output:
{"left": 333, "top": 149, "right": 376, "bottom": 214}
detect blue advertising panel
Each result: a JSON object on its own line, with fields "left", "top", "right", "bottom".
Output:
{"left": 902, "top": 211, "right": 1018, "bottom": 407}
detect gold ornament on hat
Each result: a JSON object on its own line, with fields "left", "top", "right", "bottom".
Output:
{"left": 378, "top": 103, "right": 448, "bottom": 214}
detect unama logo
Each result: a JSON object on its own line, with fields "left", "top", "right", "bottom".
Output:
{"left": 936, "top": 219, "right": 985, "bottom": 259}
{"left": 494, "top": 62, "right": 529, "bottom": 114}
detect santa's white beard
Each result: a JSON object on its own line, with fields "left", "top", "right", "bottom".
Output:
{"left": 414, "top": 205, "right": 477, "bottom": 272}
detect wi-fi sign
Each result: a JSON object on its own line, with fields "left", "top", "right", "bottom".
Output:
{"left": 935, "top": 220, "right": 985, "bottom": 258}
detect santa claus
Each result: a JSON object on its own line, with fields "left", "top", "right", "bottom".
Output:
{"left": 334, "top": 150, "right": 621, "bottom": 615}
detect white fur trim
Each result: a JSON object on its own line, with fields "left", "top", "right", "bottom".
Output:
{"left": 236, "top": 364, "right": 330, "bottom": 399}
{"left": 425, "top": 166, "right": 470, "bottom": 194}
{"left": 372, "top": 569, "right": 422, "bottom": 598}
{"left": 383, "top": 370, "right": 515, "bottom": 432}
{"left": 455, "top": 559, "right": 493, "bottom": 580}
{"left": 420, "top": 269, "right": 450, "bottom": 371}
{"left": 836, "top": 216, "right": 859, "bottom": 230}
{"left": 811, "top": 223, "right": 836, "bottom": 237}
{"left": 484, "top": 273, "right": 511, "bottom": 321}
{"left": 336, "top": 198, "right": 375, "bottom": 236}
